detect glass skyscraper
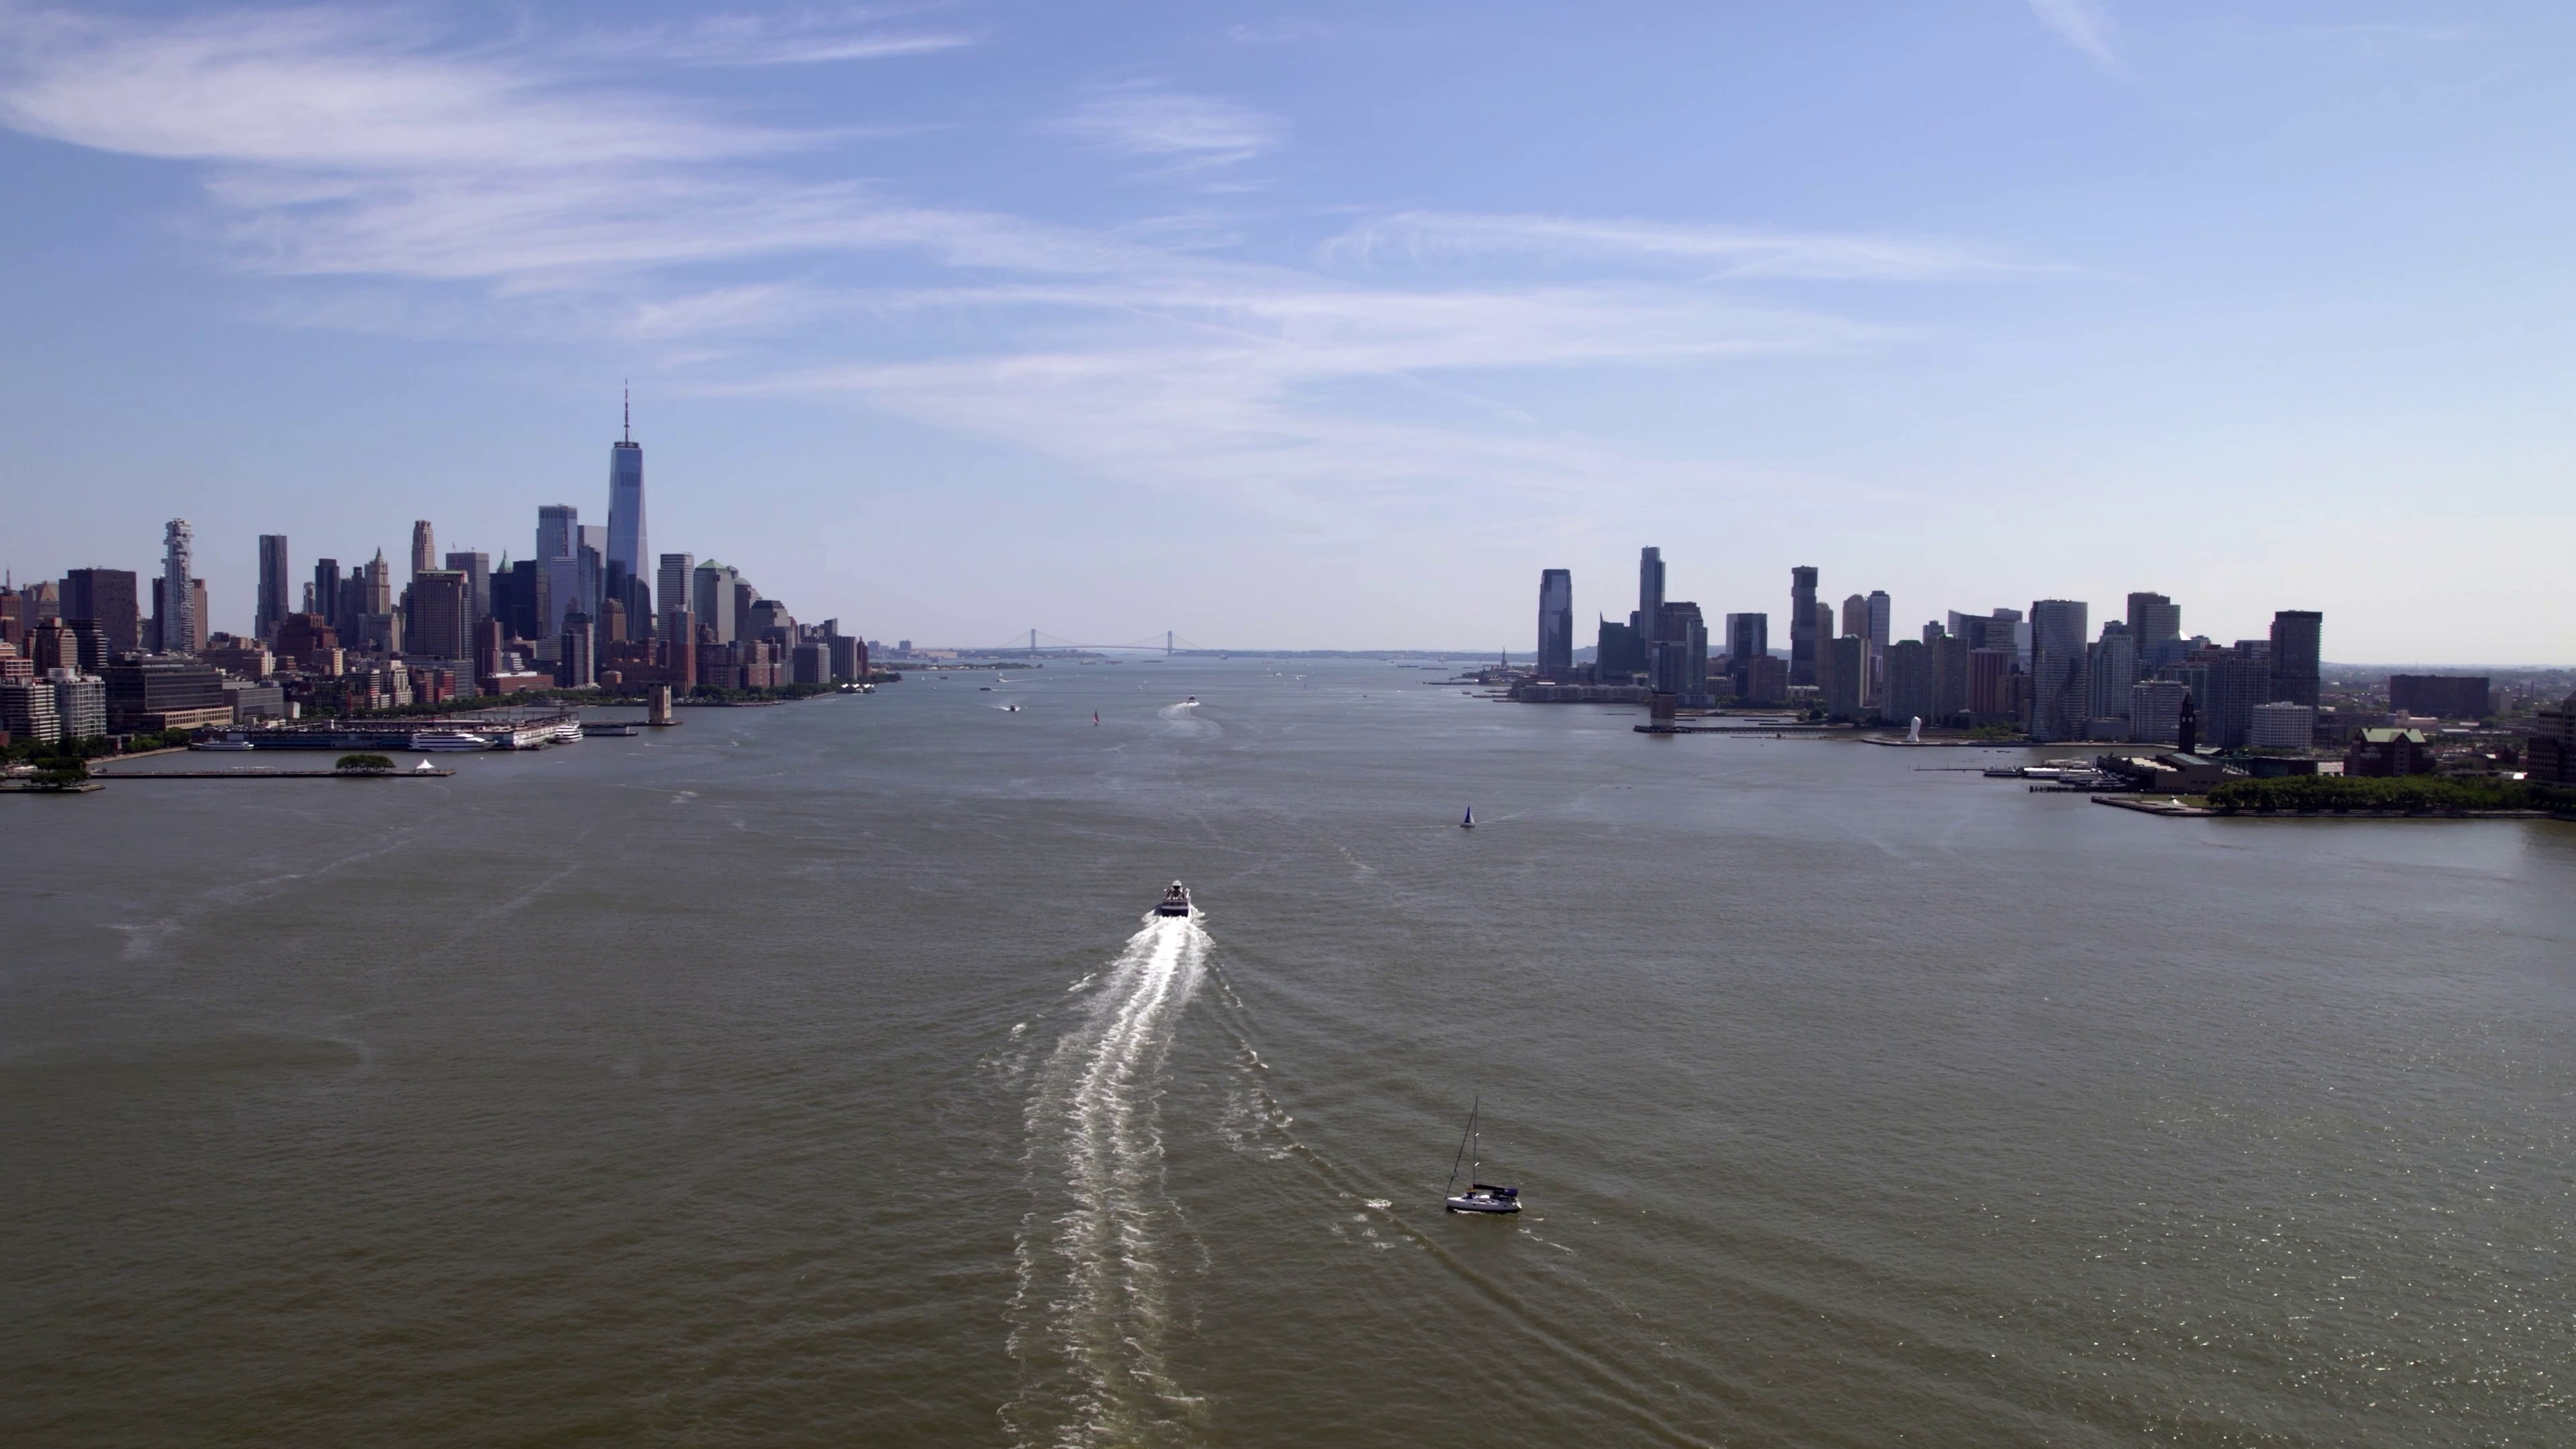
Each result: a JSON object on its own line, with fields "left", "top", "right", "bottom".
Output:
{"left": 608, "top": 398, "right": 646, "bottom": 584}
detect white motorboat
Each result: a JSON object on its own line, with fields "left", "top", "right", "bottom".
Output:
{"left": 1155, "top": 881, "right": 1192, "bottom": 918}
{"left": 1443, "top": 1098, "right": 1521, "bottom": 1214}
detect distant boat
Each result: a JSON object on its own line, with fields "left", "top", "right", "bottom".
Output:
{"left": 1155, "top": 881, "right": 1192, "bottom": 917}
{"left": 1092, "top": 712, "right": 1100, "bottom": 726}
{"left": 1460, "top": 806, "right": 1474, "bottom": 828}
{"left": 1443, "top": 1098, "right": 1520, "bottom": 1214}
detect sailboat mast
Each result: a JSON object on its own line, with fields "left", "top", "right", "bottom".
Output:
{"left": 1446, "top": 1097, "right": 1479, "bottom": 1193}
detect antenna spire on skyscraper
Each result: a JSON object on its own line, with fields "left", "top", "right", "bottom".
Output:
{"left": 623, "top": 379, "right": 631, "bottom": 442}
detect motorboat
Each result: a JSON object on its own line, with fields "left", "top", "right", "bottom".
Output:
{"left": 1155, "top": 881, "right": 1193, "bottom": 917}
{"left": 1443, "top": 1098, "right": 1521, "bottom": 1214}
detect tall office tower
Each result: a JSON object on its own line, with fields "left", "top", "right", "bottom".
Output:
{"left": 2027, "top": 599, "right": 2090, "bottom": 741}
{"left": 1789, "top": 566, "right": 1819, "bottom": 686}
{"left": 1930, "top": 630, "right": 1970, "bottom": 724}
{"left": 1652, "top": 600, "right": 1707, "bottom": 694}
{"left": 1536, "top": 569, "right": 1573, "bottom": 681}
{"left": 2085, "top": 621, "right": 2138, "bottom": 728}
{"left": 578, "top": 523, "right": 607, "bottom": 621}
{"left": 608, "top": 390, "right": 647, "bottom": 584}
{"left": 657, "top": 553, "right": 696, "bottom": 641}
{"left": 150, "top": 577, "right": 209, "bottom": 654}
{"left": 692, "top": 561, "right": 741, "bottom": 645}
{"left": 2169, "top": 645, "right": 2268, "bottom": 749}
{"left": 407, "top": 571, "right": 472, "bottom": 659}
{"left": 410, "top": 520, "right": 437, "bottom": 579}
{"left": 256, "top": 535, "right": 290, "bottom": 642}
{"left": 1636, "top": 547, "right": 1666, "bottom": 650}
{"left": 2267, "top": 610, "right": 2322, "bottom": 706}
{"left": 1813, "top": 602, "right": 1835, "bottom": 667}
{"left": 60, "top": 568, "right": 142, "bottom": 654}
{"left": 1885, "top": 638, "right": 1933, "bottom": 725}
{"left": 536, "top": 504, "right": 578, "bottom": 564}
{"left": 443, "top": 551, "right": 491, "bottom": 622}
{"left": 360, "top": 551, "right": 393, "bottom": 616}
{"left": 1825, "top": 635, "right": 1866, "bottom": 718}
{"left": 2126, "top": 591, "right": 2182, "bottom": 665}
{"left": 558, "top": 612, "right": 596, "bottom": 688}
{"left": 160, "top": 519, "right": 195, "bottom": 655}
{"left": 1595, "top": 615, "right": 1646, "bottom": 680}
{"left": 1724, "top": 612, "right": 1768, "bottom": 694}
{"left": 2129, "top": 679, "right": 2188, "bottom": 745}
{"left": 1866, "top": 590, "right": 1890, "bottom": 659}
{"left": 1840, "top": 593, "right": 1867, "bottom": 638}
{"left": 312, "top": 558, "right": 342, "bottom": 637}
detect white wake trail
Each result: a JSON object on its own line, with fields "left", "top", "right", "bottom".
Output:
{"left": 1010, "top": 915, "right": 1211, "bottom": 1447}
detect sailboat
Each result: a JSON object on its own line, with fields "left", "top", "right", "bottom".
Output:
{"left": 1460, "top": 806, "right": 1474, "bottom": 828}
{"left": 1443, "top": 1098, "right": 1521, "bottom": 1214}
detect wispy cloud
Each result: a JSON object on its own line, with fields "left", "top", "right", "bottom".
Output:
{"left": 1042, "top": 85, "right": 1287, "bottom": 171}
{"left": 2027, "top": 0, "right": 2120, "bottom": 71}
{"left": 1324, "top": 211, "right": 2031, "bottom": 281}
{"left": 0, "top": 3, "right": 2008, "bottom": 527}
{"left": 574, "top": 9, "right": 980, "bottom": 67}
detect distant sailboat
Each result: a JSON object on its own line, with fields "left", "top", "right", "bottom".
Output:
{"left": 1460, "top": 806, "right": 1474, "bottom": 828}
{"left": 1443, "top": 1097, "right": 1520, "bottom": 1214}
{"left": 1093, "top": 711, "right": 1100, "bottom": 726}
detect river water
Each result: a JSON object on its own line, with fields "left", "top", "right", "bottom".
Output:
{"left": 5, "top": 658, "right": 2571, "bottom": 1446}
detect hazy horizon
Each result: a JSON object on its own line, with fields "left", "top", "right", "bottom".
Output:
{"left": 3, "top": 1, "right": 2571, "bottom": 663}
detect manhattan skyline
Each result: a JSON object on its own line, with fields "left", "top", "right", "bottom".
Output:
{"left": 3, "top": 2, "right": 2571, "bottom": 661}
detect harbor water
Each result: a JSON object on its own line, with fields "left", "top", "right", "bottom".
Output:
{"left": 5, "top": 659, "right": 2571, "bottom": 1445}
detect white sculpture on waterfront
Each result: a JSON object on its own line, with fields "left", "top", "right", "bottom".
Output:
{"left": 1907, "top": 715, "right": 1922, "bottom": 744}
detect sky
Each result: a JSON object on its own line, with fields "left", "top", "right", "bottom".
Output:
{"left": 0, "top": 0, "right": 2569, "bottom": 662}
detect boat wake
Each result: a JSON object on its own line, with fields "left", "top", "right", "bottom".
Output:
{"left": 1008, "top": 914, "right": 1212, "bottom": 1446}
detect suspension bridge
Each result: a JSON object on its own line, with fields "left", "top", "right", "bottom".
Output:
{"left": 967, "top": 629, "right": 1212, "bottom": 657}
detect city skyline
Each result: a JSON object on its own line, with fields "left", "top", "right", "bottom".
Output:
{"left": 3, "top": 3, "right": 2571, "bottom": 661}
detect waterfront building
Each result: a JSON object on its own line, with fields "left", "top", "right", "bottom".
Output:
{"left": 2127, "top": 592, "right": 2182, "bottom": 667}
{"left": 48, "top": 669, "right": 105, "bottom": 740}
{"left": 408, "top": 570, "right": 472, "bottom": 660}
{"left": 60, "top": 568, "right": 141, "bottom": 655}
{"left": 657, "top": 554, "right": 696, "bottom": 642}
{"left": 1536, "top": 569, "right": 1573, "bottom": 681}
{"left": 2129, "top": 678, "right": 2187, "bottom": 745}
{"left": 608, "top": 394, "right": 647, "bottom": 586}
{"left": 274, "top": 613, "right": 339, "bottom": 673}
{"left": 692, "top": 561, "right": 741, "bottom": 645}
{"left": 2527, "top": 694, "right": 2576, "bottom": 784}
{"left": 1595, "top": 617, "right": 1646, "bottom": 682}
{"left": 2248, "top": 701, "right": 2316, "bottom": 750}
{"left": 2387, "top": 674, "right": 2491, "bottom": 720}
{"left": 2345, "top": 728, "right": 2435, "bottom": 777}
{"left": 1652, "top": 601, "right": 1708, "bottom": 696}
{"left": 0, "top": 678, "right": 62, "bottom": 744}
{"left": 828, "top": 634, "right": 870, "bottom": 683}
{"left": 1637, "top": 547, "right": 1665, "bottom": 650}
{"left": 150, "top": 574, "right": 209, "bottom": 654}
{"left": 1968, "top": 647, "right": 2015, "bottom": 724}
{"left": 256, "top": 535, "right": 290, "bottom": 643}
{"left": 1741, "top": 653, "right": 1788, "bottom": 703}
{"left": 557, "top": 613, "right": 596, "bottom": 688}
{"left": 160, "top": 519, "right": 196, "bottom": 657}
{"left": 1724, "top": 612, "right": 1768, "bottom": 696}
{"left": 2084, "top": 621, "right": 2138, "bottom": 731}
{"left": 104, "top": 655, "right": 231, "bottom": 733}
{"left": 1839, "top": 594, "right": 1867, "bottom": 640}
{"left": 791, "top": 641, "right": 830, "bottom": 685}
{"left": 1789, "top": 566, "right": 1819, "bottom": 686}
{"left": 410, "top": 520, "right": 437, "bottom": 579}
{"left": 443, "top": 551, "right": 491, "bottom": 623}
{"left": 1884, "top": 638, "right": 1933, "bottom": 726}
{"left": 2167, "top": 645, "right": 2270, "bottom": 749}
{"left": 1825, "top": 635, "right": 1867, "bottom": 719}
{"left": 1867, "top": 591, "right": 1891, "bottom": 659}
{"left": 1929, "top": 629, "right": 1970, "bottom": 724}
{"left": 2267, "top": 610, "right": 2322, "bottom": 706}
{"left": 2027, "top": 600, "right": 2089, "bottom": 742}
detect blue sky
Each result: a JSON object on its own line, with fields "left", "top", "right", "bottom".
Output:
{"left": 1, "top": 1, "right": 2569, "bottom": 661}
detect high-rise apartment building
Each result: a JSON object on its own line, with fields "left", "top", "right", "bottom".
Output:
{"left": 608, "top": 392, "right": 647, "bottom": 584}
{"left": 0, "top": 678, "right": 62, "bottom": 744}
{"left": 60, "top": 568, "right": 141, "bottom": 655}
{"left": 2267, "top": 610, "right": 2322, "bottom": 706}
{"left": 160, "top": 519, "right": 195, "bottom": 657}
{"left": 1866, "top": 590, "right": 1891, "bottom": 658}
{"left": 1789, "top": 567, "right": 1819, "bottom": 686}
{"left": 1652, "top": 600, "right": 1707, "bottom": 695}
{"left": 1930, "top": 630, "right": 1970, "bottom": 724}
{"left": 2127, "top": 592, "right": 2182, "bottom": 667}
{"left": 256, "top": 535, "right": 290, "bottom": 642}
{"left": 150, "top": 576, "right": 209, "bottom": 654}
{"left": 657, "top": 553, "right": 696, "bottom": 641}
{"left": 1536, "top": 569, "right": 1573, "bottom": 681}
{"left": 2129, "top": 679, "right": 2188, "bottom": 745}
{"left": 1724, "top": 612, "right": 1768, "bottom": 696}
{"left": 1825, "top": 635, "right": 1867, "bottom": 719}
{"left": 2027, "top": 600, "right": 2089, "bottom": 741}
{"left": 2085, "top": 621, "right": 2138, "bottom": 729}
{"left": 692, "top": 561, "right": 741, "bottom": 645}
{"left": 443, "top": 551, "right": 490, "bottom": 622}
{"left": 1839, "top": 593, "right": 1867, "bottom": 639}
{"left": 1635, "top": 547, "right": 1666, "bottom": 655}
{"left": 2168, "top": 645, "right": 2269, "bottom": 749}
{"left": 407, "top": 570, "right": 472, "bottom": 660}
{"left": 1884, "top": 638, "right": 1933, "bottom": 726}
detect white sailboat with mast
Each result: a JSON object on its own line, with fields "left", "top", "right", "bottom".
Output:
{"left": 1442, "top": 1097, "right": 1521, "bottom": 1214}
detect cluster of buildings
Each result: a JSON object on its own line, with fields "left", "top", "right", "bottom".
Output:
{"left": 1521, "top": 548, "right": 2559, "bottom": 773}
{"left": 0, "top": 400, "right": 874, "bottom": 750}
